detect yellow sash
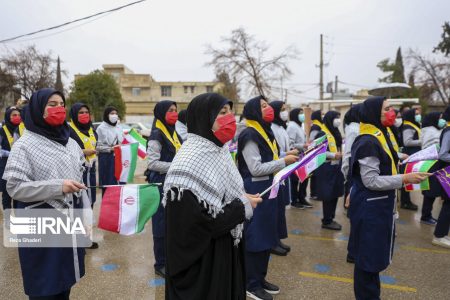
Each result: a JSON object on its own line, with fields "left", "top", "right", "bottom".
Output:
{"left": 69, "top": 122, "right": 97, "bottom": 161}
{"left": 447, "top": 122, "right": 450, "bottom": 128}
{"left": 312, "top": 119, "right": 324, "bottom": 130}
{"left": 403, "top": 120, "right": 421, "bottom": 138}
{"left": 386, "top": 127, "right": 399, "bottom": 153}
{"left": 155, "top": 119, "right": 181, "bottom": 152}
{"left": 18, "top": 122, "right": 25, "bottom": 137}
{"left": 321, "top": 125, "right": 338, "bottom": 153}
{"left": 2, "top": 125, "right": 13, "bottom": 148}
{"left": 246, "top": 120, "right": 279, "bottom": 160}
{"left": 360, "top": 123, "right": 398, "bottom": 175}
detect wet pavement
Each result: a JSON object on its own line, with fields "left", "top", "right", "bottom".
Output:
{"left": 1, "top": 161, "right": 449, "bottom": 299}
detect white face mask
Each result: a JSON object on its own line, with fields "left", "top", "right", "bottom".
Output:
{"left": 279, "top": 111, "right": 289, "bottom": 122}
{"left": 394, "top": 118, "right": 403, "bottom": 128}
{"left": 109, "top": 114, "right": 119, "bottom": 124}
{"left": 333, "top": 118, "right": 341, "bottom": 128}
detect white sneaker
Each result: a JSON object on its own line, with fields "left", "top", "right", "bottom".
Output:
{"left": 444, "top": 236, "right": 450, "bottom": 242}
{"left": 432, "top": 237, "right": 450, "bottom": 249}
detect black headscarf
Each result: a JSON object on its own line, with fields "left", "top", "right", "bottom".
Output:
{"left": 3, "top": 106, "right": 20, "bottom": 133}
{"left": 322, "top": 111, "right": 342, "bottom": 148}
{"left": 442, "top": 106, "right": 450, "bottom": 122}
{"left": 269, "top": 100, "right": 287, "bottom": 129}
{"left": 24, "top": 88, "right": 69, "bottom": 146}
{"left": 153, "top": 100, "right": 177, "bottom": 134}
{"left": 187, "top": 93, "right": 230, "bottom": 147}
{"left": 289, "top": 108, "right": 303, "bottom": 127}
{"left": 243, "top": 96, "right": 275, "bottom": 140}
{"left": 311, "top": 110, "right": 322, "bottom": 122}
{"left": 422, "top": 112, "right": 441, "bottom": 129}
{"left": 178, "top": 109, "right": 187, "bottom": 125}
{"left": 402, "top": 108, "right": 420, "bottom": 127}
{"left": 69, "top": 103, "right": 91, "bottom": 135}
{"left": 103, "top": 106, "right": 118, "bottom": 126}
{"left": 344, "top": 104, "right": 361, "bottom": 126}
{"left": 358, "top": 96, "right": 398, "bottom": 165}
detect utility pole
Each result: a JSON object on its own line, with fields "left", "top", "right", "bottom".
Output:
{"left": 319, "top": 34, "right": 324, "bottom": 100}
{"left": 335, "top": 75, "right": 338, "bottom": 94}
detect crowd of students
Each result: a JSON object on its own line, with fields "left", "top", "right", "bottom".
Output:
{"left": 1, "top": 88, "right": 449, "bottom": 300}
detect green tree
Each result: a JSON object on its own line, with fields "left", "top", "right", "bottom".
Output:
{"left": 55, "top": 56, "right": 64, "bottom": 92}
{"left": 434, "top": 22, "right": 450, "bottom": 56}
{"left": 377, "top": 47, "right": 406, "bottom": 83}
{"left": 215, "top": 71, "right": 240, "bottom": 107}
{"left": 69, "top": 70, "right": 125, "bottom": 121}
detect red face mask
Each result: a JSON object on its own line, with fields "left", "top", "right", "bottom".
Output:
{"left": 213, "top": 113, "right": 237, "bottom": 144}
{"left": 262, "top": 106, "right": 274, "bottom": 123}
{"left": 10, "top": 115, "right": 22, "bottom": 126}
{"left": 44, "top": 106, "right": 66, "bottom": 126}
{"left": 382, "top": 109, "right": 396, "bottom": 127}
{"left": 165, "top": 111, "right": 178, "bottom": 126}
{"left": 78, "top": 113, "right": 90, "bottom": 124}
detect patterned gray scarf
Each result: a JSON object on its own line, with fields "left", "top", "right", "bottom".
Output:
{"left": 3, "top": 130, "right": 86, "bottom": 211}
{"left": 163, "top": 133, "right": 245, "bottom": 245}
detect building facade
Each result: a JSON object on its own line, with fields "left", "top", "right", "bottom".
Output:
{"left": 77, "top": 64, "right": 221, "bottom": 122}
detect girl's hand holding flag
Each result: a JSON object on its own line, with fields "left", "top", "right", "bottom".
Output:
{"left": 402, "top": 172, "right": 432, "bottom": 184}
{"left": 245, "top": 193, "right": 262, "bottom": 208}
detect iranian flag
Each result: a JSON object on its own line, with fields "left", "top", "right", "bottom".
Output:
{"left": 295, "top": 152, "right": 327, "bottom": 182}
{"left": 114, "top": 143, "right": 138, "bottom": 183}
{"left": 404, "top": 160, "right": 437, "bottom": 191}
{"left": 98, "top": 184, "right": 160, "bottom": 235}
{"left": 123, "top": 128, "right": 147, "bottom": 159}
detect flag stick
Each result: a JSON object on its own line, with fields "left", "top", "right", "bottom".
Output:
{"left": 259, "top": 180, "right": 286, "bottom": 198}
{"left": 90, "top": 183, "right": 161, "bottom": 189}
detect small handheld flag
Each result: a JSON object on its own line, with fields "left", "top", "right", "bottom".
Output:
{"left": 404, "top": 160, "right": 437, "bottom": 191}
{"left": 263, "top": 142, "right": 328, "bottom": 199}
{"left": 401, "top": 145, "right": 439, "bottom": 164}
{"left": 98, "top": 184, "right": 160, "bottom": 235}
{"left": 433, "top": 165, "right": 450, "bottom": 198}
{"left": 123, "top": 128, "right": 147, "bottom": 159}
{"left": 114, "top": 143, "right": 139, "bottom": 183}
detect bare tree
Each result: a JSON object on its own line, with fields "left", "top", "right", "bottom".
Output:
{"left": 206, "top": 28, "right": 298, "bottom": 98}
{"left": 0, "top": 45, "right": 58, "bottom": 100}
{"left": 408, "top": 50, "right": 450, "bottom": 105}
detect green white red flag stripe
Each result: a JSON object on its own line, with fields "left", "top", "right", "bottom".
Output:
{"left": 114, "top": 143, "right": 138, "bottom": 183}
{"left": 123, "top": 128, "right": 147, "bottom": 159}
{"left": 295, "top": 152, "right": 327, "bottom": 182}
{"left": 404, "top": 160, "right": 437, "bottom": 191}
{"left": 98, "top": 185, "right": 160, "bottom": 235}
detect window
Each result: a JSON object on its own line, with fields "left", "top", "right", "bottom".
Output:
{"left": 184, "top": 86, "right": 188, "bottom": 94}
{"left": 161, "top": 86, "right": 172, "bottom": 97}
{"left": 132, "top": 88, "right": 141, "bottom": 96}
{"left": 190, "top": 86, "right": 195, "bottom": 93}
{"left": 206, "top": 85, "right": 214, "bottom": 93}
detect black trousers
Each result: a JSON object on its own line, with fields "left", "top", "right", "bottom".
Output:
{"left": 421, "top": 196, "right": 436, "bottom": 220}
{"left": 310, "top": 175, "right": 318, "bottom": 198}
{"left": 434, "top": 198, "right": 450, "bottom": 238}
{"left": 400, "top": 188, "right": 412, "bottom": 206}
{"left": 290, "top": 175, "right": 308, "bottom": 204}
{"left": 354, "top": 266, "right": 380, "bottom": 300}
{"left": 246, "top": 250, "right": 270, "bottom": 292}
{"left": 322, "top": 197, "right": 338, "bottom": 225}
{"left": 29, "top": 289, "right": 71, "bottom": 300}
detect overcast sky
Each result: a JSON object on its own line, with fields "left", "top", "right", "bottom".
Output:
{"left": 1, "top": 0, "right": 449, "bottom": 105}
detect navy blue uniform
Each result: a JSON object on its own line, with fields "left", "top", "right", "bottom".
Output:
{"left": 238, "top": 127, "right": 279, "bottom": 291}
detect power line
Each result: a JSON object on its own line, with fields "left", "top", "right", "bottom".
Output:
{"left": 7, "top": 12, "right": 114, "bottom": 43}
{"left": 0, "top": 0, "right": 147, "bottom": 43}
